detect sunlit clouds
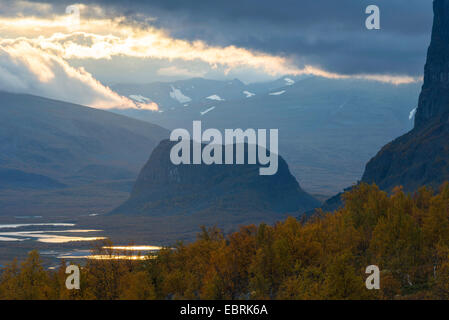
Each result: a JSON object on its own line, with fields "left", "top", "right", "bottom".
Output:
{"left": 1, "top": 15, "right": 419, "bottom": 84}
{"left": 1, "top": 24, "right": 305, "bottom": 77}
{"left": 0, "top": 2, "right": 421, "bottom": 110}
{"left": 299, "top": 65, "right": 419, "bottom": 86}
{"left": 0, "top": 39, "right": 158, "bottom": 110}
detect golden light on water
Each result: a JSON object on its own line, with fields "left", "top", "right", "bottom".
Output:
{"left": 0, "top": 230, "right": 107, "bottom": 243}
{"left": 102, "top": 245, "right": 162, "bottom": 251}
{"left": 57, "top": 254, "right": 154, "bottom": 260}
{"left": 38, "top": 236, "right": 107, "bottom": 244}
{"left": 88, "top": 255, "right": 154, "bottom": 260}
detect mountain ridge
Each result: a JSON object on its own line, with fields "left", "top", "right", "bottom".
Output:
{"left": 0, "top": 90, "right": 168, "bottom": 216}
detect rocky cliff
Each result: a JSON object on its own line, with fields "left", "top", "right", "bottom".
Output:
{"left": 415, "top": 0, "right": 449, "bottom": 128}
{"left": 361, "top": 0, "right": 449, "bottom": 192}
{"left": 112, "top": 140, "right": 320, "bottom": 216}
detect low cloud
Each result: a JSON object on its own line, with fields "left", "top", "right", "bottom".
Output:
{"left": 157, "top": 66, "right": 206, "bottom": 78}
{"left": 0, "top": 40, "right": 158, "bottom": 110}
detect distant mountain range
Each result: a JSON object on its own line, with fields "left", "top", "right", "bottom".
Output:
{"left": 0, "top": 91, "right": 167, "bottom": 215}
{"left": 112, "top": 75, "right": 421, "bottom": 196}
{"left": 111, "top": 76, "right": 310, "bottom": 111}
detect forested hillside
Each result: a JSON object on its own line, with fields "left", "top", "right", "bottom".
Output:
{"left": 3, "top": 182, "right": 449, "bottom": 300}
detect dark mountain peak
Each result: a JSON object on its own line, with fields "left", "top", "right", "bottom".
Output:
{"left": 415, "top": 0, "right": 449, "bottom": 128}
{"left": 112, "top": 139, "right": 320, "bottom": 216}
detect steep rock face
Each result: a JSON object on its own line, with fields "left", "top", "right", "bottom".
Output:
{"left": 415, "top": 0, "right": 449, "bottom": 128}
{"left": 361, "top": 118, "right": 449, "bottom": 192}
{"left": 112, "top": 140, "right": 320, "bottom": 216}
{"left": 361, "top": 0, "right": 449, "bottom": 192}
{"left": 318, "top": 0, "right": 449, "bottom": 213}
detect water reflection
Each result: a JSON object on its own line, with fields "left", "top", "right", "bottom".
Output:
{"left": 103, "top": 245, "right": 162, "bottom": 251}
{"left": 54, "top": 254, "right": 152, "bottom": 260}
{"left": 52, "top": 246, "right": 162, "bottom": 261}
{"left": 0, "top": 223, "right": 75, "bottom": 229}
{"left": 89, "top": 255, "right": 153, "bottom": 260}
{"left": 0, "top": 231, "right": 105, "bottom": 243}
{"left": 0, "top": 221, "right": 162, "bottom": 261}
{"left": 0, "top": 223, "right": 104, "bottom": 243}
{"left": 0, "top": 236, "right": 28, "bottom": 241}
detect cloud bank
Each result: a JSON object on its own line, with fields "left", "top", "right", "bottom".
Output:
{"left": 23, "top": 0, "right": 433, "bottom": 77}
{"left": 0, "top": 12, "right": 419, "bottom": 85}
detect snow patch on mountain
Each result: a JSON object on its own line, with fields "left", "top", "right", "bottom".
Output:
{"left": 129, "top": 95, "right": 151, "bottom": 103}
{"left": 243, "top": 90, "right": 255, "bottom": 98}
{"left": 170, "top": 86, "right": 192, "bottom": 103}
{"left": 200, "top": 106, "right": 216, "bottom": 115}
{"left": 284, "top": 78, "right": 295, "bottom": 86}
{"left": 269, "top": 90, "right": 286, "bottom": 96}
{"left": 206, "top": 94, "right": 224, "bottom": 101}
{"left": 409, "top": 107, "right": 417, "bottom": 120}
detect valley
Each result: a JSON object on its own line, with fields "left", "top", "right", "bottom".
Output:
{"left": 112, "top": 76, "right": 421, "bottom": 196}
{"left": 0, "top": 77, "right": 423, "bottom": 264}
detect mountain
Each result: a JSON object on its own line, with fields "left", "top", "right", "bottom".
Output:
{"left": 112, "top": 140, "right": 320, "bottom": 217}
{"left": 111, "top": 76, "right": 306, "bottom": 112}
{"left": 112, "top": 78, "right": 247, "bottom": 110}
{"left": 0, "top": 91, "right": 168, "bottom": 215}
{"left": 361, "top": 0, "right": 449, "bottom": 193}
{"left": 112, "top": 76, "right": 421, "bottom": 197}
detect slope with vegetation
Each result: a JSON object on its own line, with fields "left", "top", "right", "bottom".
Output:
{"left": 3, "top": 182, "right": 449, "bottom": 300}
{"left": 0, "top": 91, "right": 167, "bottom": 216}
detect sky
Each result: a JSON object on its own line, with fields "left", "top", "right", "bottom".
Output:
{"left": 0, "top": 0, "right": 435, "bottom": 110}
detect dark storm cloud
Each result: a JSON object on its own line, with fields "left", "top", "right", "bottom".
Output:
{"left": 26, "top": 0, "right": 434, "bottom": 76}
